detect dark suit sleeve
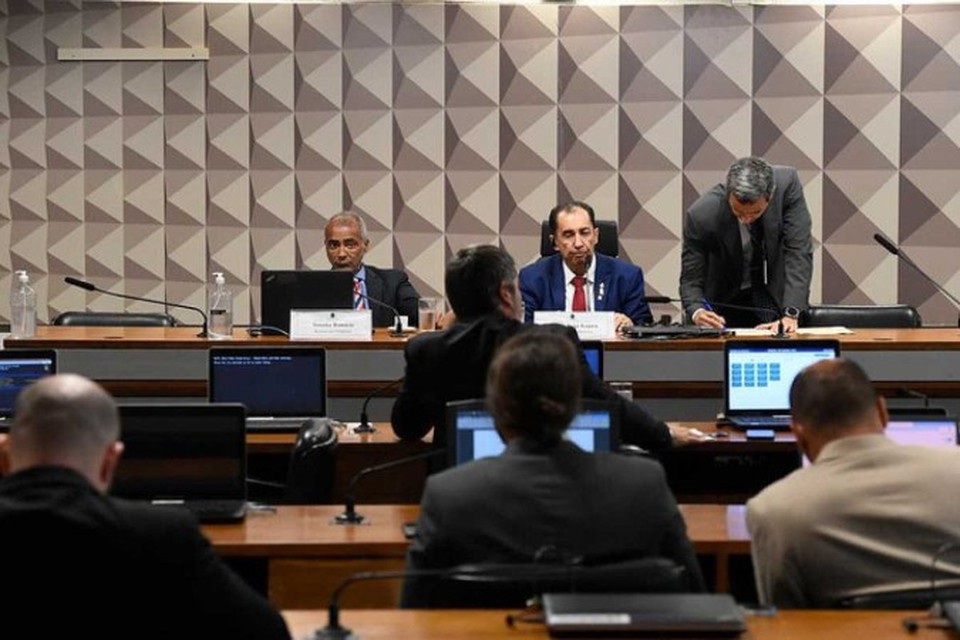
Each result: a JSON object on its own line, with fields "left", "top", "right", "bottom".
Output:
{"left": 518, "top": 264, "right": 541, "bottom": 323}
{"left": 391, "top": 337, "right": 438, "bottom": 441}
{"left": 401, "top": 479, "right": 449, "bottom": 608}
{"left": 779, "top": 169, "right": 813, "bottom": 310}
{"left": 550, "top": 325, "right": 672, "bottom": 452}
{"left": 648, "top": 467, "right": 706, "bottom": 592}
{"left": 183, "top": 520, "right": 291, "bottom": 639}
{"left": 391, "top": 271, "right": 421, "bottom": 327}
{"left": 679, "top": 205, "right": 710, "bottom": 322}
{"left": 618, "top": 262, "right": 652, "bottom": 325}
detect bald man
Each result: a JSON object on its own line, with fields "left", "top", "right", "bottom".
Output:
{"left": 0, "top": 375, "right": 290, "bottom": 640}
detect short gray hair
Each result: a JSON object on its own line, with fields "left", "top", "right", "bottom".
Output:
{"left": 327, "top": 211, "right": 368, "bottom": 240}
{"left": 726, "top": 157, "right": 774, "bottom": 203}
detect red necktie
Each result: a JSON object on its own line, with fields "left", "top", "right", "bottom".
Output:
{"left": 572, "top": 276, "right": 586, "bottom": 312}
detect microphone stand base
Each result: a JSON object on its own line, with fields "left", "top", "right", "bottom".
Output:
{"left": 313, "top": 625, "right": 358, "bottom": 640}
{"left": 353, "top": 423, "right": 377, "bottom": 434}
{"left": 332, "top": 512, "right": 367, "bottom": 525}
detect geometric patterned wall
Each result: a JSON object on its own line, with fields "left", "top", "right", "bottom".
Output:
{"left": 3, "top": 1, "right": 960, "bottom": 325}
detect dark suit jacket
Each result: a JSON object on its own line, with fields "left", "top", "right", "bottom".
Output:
{"left": 390, "top": 314, "right": 671, "bottom": 452}
{"left": 519, "top": 253, "right": 653, "bottom": 325}
{"left": 401, "top": 440, "right": 704, "bottom": 608}
{"left": 0, "top": 466, "right": 290, "bottom": 640}
{"left": 680, "top": 166, "right": 813, "bottom": 321}
{"left": 363, "top": 264, "right": 420, "bottom": 328}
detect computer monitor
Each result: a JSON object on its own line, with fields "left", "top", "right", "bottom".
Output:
{"left": 445, "top": 399, "right": 620, "bottom": 468}
{"left": 0, "top": 349, "right": 57, "bottom": 422}
{"left": 581, "top": 340, "right": 603, "bottom": 379}
{"left": 260, "top": 270, "right": 353, "bottom": 334}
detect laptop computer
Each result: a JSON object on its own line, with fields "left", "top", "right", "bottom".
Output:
{"left": 0, "top": 349, "right": 57, "bottom": 431}
{"left": 208, "top": 347, "right": 327, "bottom": 432}
{"left": 580, "top": 341, "right": 603, "bottom": 379}
{"left": 802, "top": 416, "right": 959, "bottom": 467}
{"left": 622, "top": 325, "right": 727, "bottom": 340}
{"left": 260, "top": 270, "right": 353, "bottom": 334}
{"left": 114, "top": 404, "right": 248, "bottom": 523}
{"left": 724, "top": 339, "right": 840, "bottom": 429}
{"left": 543, "top": 593, "right": 747, "bottom": 637}
{"left": 445, "top": 399, "right": 621, "bottom": 468}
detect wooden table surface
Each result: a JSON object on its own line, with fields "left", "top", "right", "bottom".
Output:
{"left": 283, "top": 608, "right": 946, "bottom": 640}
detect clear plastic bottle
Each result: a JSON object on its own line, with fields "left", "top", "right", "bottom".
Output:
{"left": 208, "top": 272, "right": 233, "bottom": 339}
{"left": 9, "top": 270, "right": 37, "bottom": 339}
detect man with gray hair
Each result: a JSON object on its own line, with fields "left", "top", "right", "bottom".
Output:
{"left": 325, "top": 211, "right": 421, "bottom": 327}
{"left": 0, "top": 374, "right": 290, "bottom": 639}
{"left": 680, "top": 157, "right": 812, "bottom": 332}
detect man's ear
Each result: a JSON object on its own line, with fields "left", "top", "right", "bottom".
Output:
{"left": 876, "top": 395, "right": 889, "bottom": 430}
{"left": 98, "top": 441, "right": 124, "bottom": 491}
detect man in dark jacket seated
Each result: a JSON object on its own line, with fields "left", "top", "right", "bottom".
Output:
{"left": 391, "top": 244, "right": 706, "bottom": 451}
{"left": 401, "top": 331, "right": 705, "bottom": 607}
{"left": 0, "top": 374, "right": 291, "bottom": 640}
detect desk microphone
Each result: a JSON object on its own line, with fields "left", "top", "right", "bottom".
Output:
{"left": 355, "top": 376, "right": 404, "bottom": 434}
{"left": 703, "top": 298, "right": 786, "bottom": 337}
{"left": 64, "top": 277, "right": 209, "bottom": 337}
{"left": 356, "top": 292, "right": 405, "bottom": 337}
{"left": 333, "top": 447, "right": 445, "bottom": 525}
{"left": 873, "top": 233, "right": 960, "bottom": 327}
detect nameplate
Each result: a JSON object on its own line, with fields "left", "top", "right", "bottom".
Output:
{"left": 533, "top": 311, "right": 616, "bottom": 340}
{"left": 290, "top": 309, "right": 372, "bottom": 340}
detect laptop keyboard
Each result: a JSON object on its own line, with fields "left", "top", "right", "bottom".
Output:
{"left": 732, "top": 416, "right": 792, "bottom": 428}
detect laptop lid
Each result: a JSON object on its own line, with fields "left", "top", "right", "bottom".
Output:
{"left": 208, "top": 347, "right": 327, "bottom": 419}
{"left": 113, "top": 403, "right": 247, "bottom": 503}
{"left": 260, "top": 270, "right": 353, "bottom": 333}
{"left": 802, "top": 416, "right": 959, "bottom": 467}
{"left": 0, "top": 349, "right": 57, "bottom": 420}
{"left": 580, "top": 341, "right": 603, "bottom": 380}
{"left": 724, "top": 339, "right": 840, "bottom": 419}
{"left": 445, "top": 399, "right": 621, "bottom": 468}
{"left": 544, "top": 593, "right": 747, "bottom": 637}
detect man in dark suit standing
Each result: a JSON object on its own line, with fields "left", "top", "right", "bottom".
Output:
{"left": 401, "top": 331, "right": 704, "bottom": 608}
{"left": 325, "top": 211, "right": 421, "bottom": 328}
{"left": 680, "top": 157, "right": 813, "bottom": 332}
{"left": 519, "top": 202, "right": 652, "bottom": 330}
{"left": 0, "top": 374, "right": 290, "bottom": 640}
{"left": 391, "top": 245, "right": 706, "bottom": 452}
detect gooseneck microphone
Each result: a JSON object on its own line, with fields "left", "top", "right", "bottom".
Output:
{"left": 873, "top": 233, "right": 960, "bottom": 327}
{"left": 705, "top": 299, "right": 786, "bottom": 337}
{"left": 333, "top": 448, "right": 446, "bottom": 525}
{"left": 356, "top": 292, "right": 404, "bottom": 337}
{"left": 355, "top": 376, "right": 404, "bottom": 434}
{"left": 64, "top": 277, "right": 209, "bottom": 337}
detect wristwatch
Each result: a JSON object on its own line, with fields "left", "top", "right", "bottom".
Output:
{"left": 783, "top": 306, "right": 800, "bottom": 319}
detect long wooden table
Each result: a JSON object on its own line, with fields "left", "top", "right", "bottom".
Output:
{"left": 204, "top": 503, "right": 750, "bottom": 609}
{"left": 282, "top": 609, "right": 950, "bottom": 640}
{"left": 12, "top": 326, "right": 960, "bottom": 421}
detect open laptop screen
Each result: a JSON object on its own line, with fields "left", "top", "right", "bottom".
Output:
{"left": 725, "top": 340, "right": 840, "bottom": 415}
{"left": 580, "top": 341, "right": 603, "bottom": 380}
{"left": 445, "top": 400, "right": 620, "bottom": 467}
{"left": 208, "top": 347, "right": 327, "bottom": 418}
{"left": 802, "top": 418, "right": 958, "bottom": 467}
{"left": 113, "top": 404, "right": 247, "bottom": 501}
{"left": 0, "top": 350, "right": 56, "bottom": 418}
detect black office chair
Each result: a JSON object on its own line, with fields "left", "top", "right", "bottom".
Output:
{"left": 53, "top": 311, "right": 178, "bottom": 327}
{"left": 835, "top": 584, "right": 960, "bottom": 610}
{"left": 540, "top": 220, "right": 619, "bottom": 258}
{"left": 284, "top": 418, "right": 339, "bottom": 504}
{"left": 800, "top": 304, "right": 922, "bottom": 329}
{"left": 405, "top": 556, "right": 689, "bottom": 609}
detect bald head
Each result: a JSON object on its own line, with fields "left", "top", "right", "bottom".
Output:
{"left": 7, "top": 374, "right": 121, "bottom": 489}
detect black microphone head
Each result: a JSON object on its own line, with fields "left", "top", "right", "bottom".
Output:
{"left": 873, "top": 233, "right": 900, "bottom": 256}
{"left": 64, "top": 276, "right": 96, "bottom": 291}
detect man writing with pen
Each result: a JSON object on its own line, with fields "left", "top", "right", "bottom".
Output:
{"left": 680, "top": 157, "right": 813, "bottom": 333}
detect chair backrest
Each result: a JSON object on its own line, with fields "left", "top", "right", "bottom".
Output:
{"left": 540, "top": 220, "right": 619, "bottom": 258}
{"left": 836, "top": 584, "right": 960, "bottom": 609}
{"left": 417, "top": 557, "right": 689, "bottom": 609}
{"left": 800, "top": 304, "right": 922, "bottom": 329}
{"left": 284, "top": 418, "right": 339, "bottom": 504}
{"left": 53, "top": 311, "right": 178, "bottom": 327}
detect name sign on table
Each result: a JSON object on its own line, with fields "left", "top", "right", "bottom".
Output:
{"left": 533, "top": 311, "right": 616, "bottom": 340}
{"left": 290, "top": 309, "right": 372, "bottom": 340}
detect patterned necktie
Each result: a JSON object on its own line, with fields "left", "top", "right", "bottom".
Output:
{"left": 353, "top": 277, "right": 366, "bottom": 310}
{"left": 572, "top": 276, "right": 587, "bottom": 312}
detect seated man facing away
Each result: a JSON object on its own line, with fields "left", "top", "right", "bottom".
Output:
{"left": 401, "top": 331, "right": 704, "bottom": 608}
{"left": 0, "top": 374, "right": 290, "bottom": 640}
{"left": 519, "top": 201, "right": 652, "bottom": 331}
{"left": 392, "top": 244, "right": 706, "bottom": 454}
{"left": 747, "top": 359, "right": 960, "bottom": 608}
